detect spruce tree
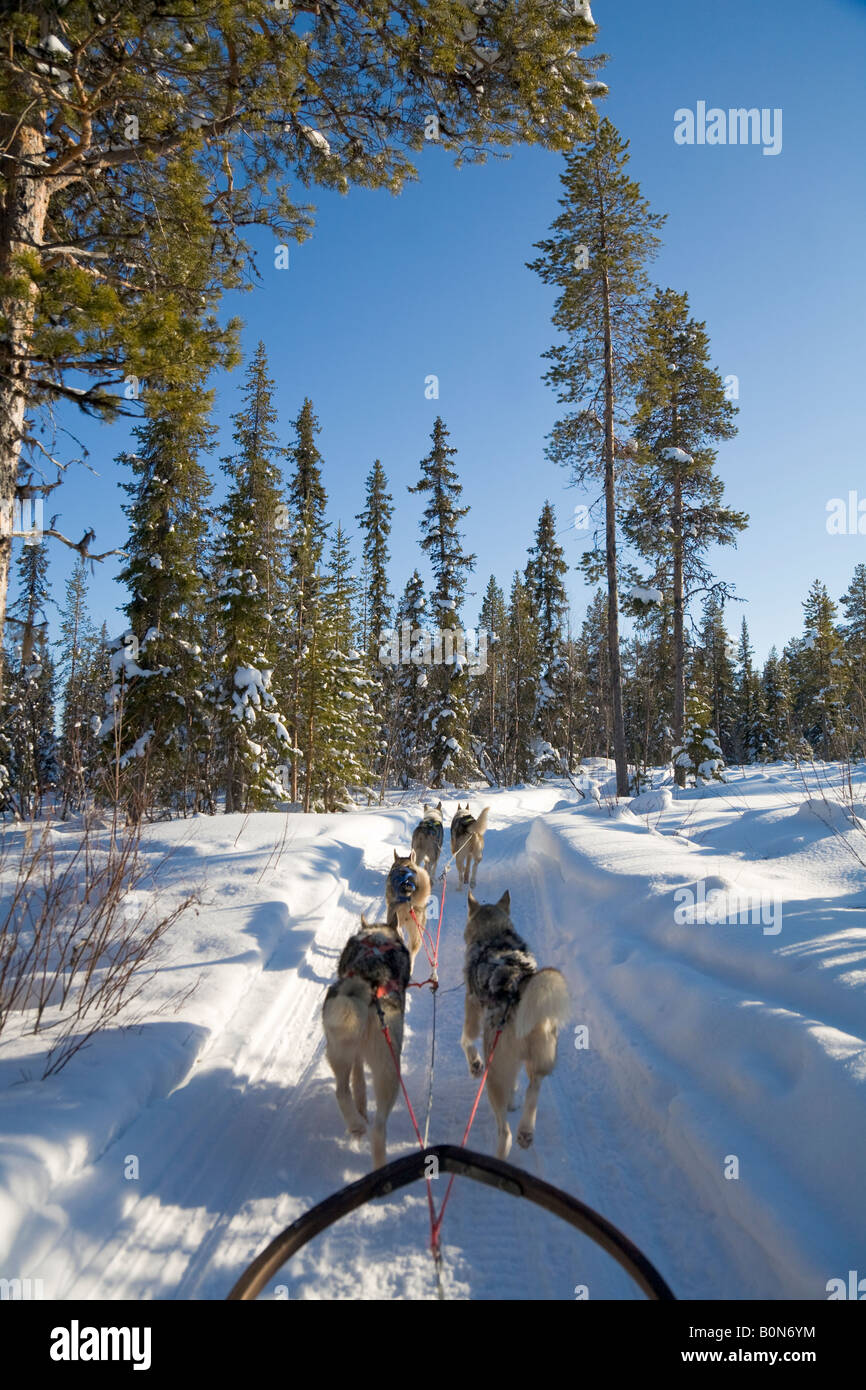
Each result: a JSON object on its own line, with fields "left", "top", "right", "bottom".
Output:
{"left": 471, "top": 576, "right": 509, "bottom": 785}
{"left": 528, "top": 120, "right": 666, "bottom": 795}
{"left": 504, "top": 573, "right": 543, "bottom": 783}
{"left": 302, "top": 524, "right": 378, "bottom": 811}
{"left": 840, "top": 563, "right": 866, "bottom": 751}
{"left": 525, "top": 501, "right": 570, "bottom": 762}
{"left": 732, "top": 618, "right": 764, "bottom": 765}
{"left": 104, "top": 380, "right": 215, "bottom": 816}
{"left": 692, "top": 596, "right": 738, "bottom": 761}
{"left": 55, "top": 554, "right": 103, "bottom": 816}
{"left": 355, "top": 459, "right": 394, "bottom": 784}
{"left": 1, "top": 540, "right": 57, "bottom": 817}
{"left": 672, "top": 688, "right": 725, "bottom": 786}
{"left": 758, "top": 648, "right": 794, "bottom": 761}
{"left": 788, "top": 581, "right": 846, "bottom": 760}
{"left": 284, "top": 397, "right": 329, "bottom": 803}
{"left": 408, "top": 418, "right": 478, "bottom": 787}
{"left": 209, "top": 345, "right": 291, "bottom": 812}
{"left": 577, "top": 589, "right": 612, "bottom": 761}
{"left": 387, "top": 570, "right": 430, "bottom": 790}
{"left": 355, "top": 461, "right": 394, "bottom": 662}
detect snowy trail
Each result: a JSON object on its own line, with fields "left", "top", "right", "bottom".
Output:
{"left": 3, "top": 770, "right": 865, "bottom": 1299}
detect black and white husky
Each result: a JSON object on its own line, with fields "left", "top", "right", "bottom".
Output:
{"left": 322, "top": 918, "right": 411, "bottom": 1169}
{"left": 411, "top": 802, "right": 444, "bottom": 879}
{"left": 450, "top": 803, "right": 490, "bottom": 889}
{"left": 461, "top": 890, "right": 569, "bottom": 1160}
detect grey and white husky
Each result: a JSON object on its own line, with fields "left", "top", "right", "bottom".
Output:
{"left": 322, "top": 918, "right": 411, "bottom": 1169}
{"left": 411, "top": 802, "right": 444, "bottom": 879}
{"left": 385, "top": 849, "right": 432, "bottom": 973}
{"left": 450, "top": 803, "right": 490, "bottom": 889}
{"left": 460, "top": 890, "right": 569, "bottom": 1160}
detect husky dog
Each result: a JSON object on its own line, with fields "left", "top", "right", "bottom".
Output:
{"left": 411, "top": 802, "right": 444, "bottom": 879}
{"left": 385, "top": 850, "right": 432, "bottom": 973}
{"left": 461, "top": 890, "right": 569, "bottom": 1160}
{"left": 322, "top": 918, "right": 411, "bottom": 1168}
{"left": 450, "top": 804, "right": 490, "bottom": 889}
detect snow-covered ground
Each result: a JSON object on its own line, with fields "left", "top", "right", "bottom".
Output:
{"left": 1, "top": 762, "right": 865, "bottom": 1300}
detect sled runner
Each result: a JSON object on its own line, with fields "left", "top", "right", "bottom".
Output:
{"left": 226, "top": 1144, "right": 676, "bottom": 1301}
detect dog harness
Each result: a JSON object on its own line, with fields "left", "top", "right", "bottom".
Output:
{"left": 466, "top": 931, "right": 537, "bottom": 1030}
{"left": 452, "top": 812, "right": 474, "bottom": 840}
{"left": 344, "top": 933, "right": 407, "bottom": 999}
{"left": 418, "top": 817, "right": 444, "bottom": 848}
{"left": 388, "top": 863, "right": 417, "bottom": 902}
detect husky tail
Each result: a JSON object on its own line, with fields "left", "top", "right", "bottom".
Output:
{"left": 323, "top": 978, "right": 370, "bottom": 1041}
{"left": 515, "top": 967, "right": 569, "bottom": 1039}
{"left": 473, "top": 807, "right": 490, "bottom": 836}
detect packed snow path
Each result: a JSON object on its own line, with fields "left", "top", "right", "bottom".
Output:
{"left": 1, "top": 768, "right": 864, "bottom": 1299}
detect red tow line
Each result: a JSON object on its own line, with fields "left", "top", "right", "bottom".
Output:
{"left": 376, "top": 866, "right": 504, "bottom": 1279}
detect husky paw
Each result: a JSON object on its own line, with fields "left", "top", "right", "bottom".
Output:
{"left": 517, "top": 1127, "right": 534, "bottom": 1149}
{"left": 468, "top": 1056, "right": 483, "bottom": 1078}
{"left": 348, "top": 1120, "right": 367, "bottom": 1141}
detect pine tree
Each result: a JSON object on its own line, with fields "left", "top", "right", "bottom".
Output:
{"left": 55, "top": 554, "right": 103, "bottom": 816}
{"left": 409, "top": 418, "right": 478, "bottom": 787}
{"left": 284, "top": 397, "right": 330, "bottom": 804}
{"left": 528, "top": 119, "right": 666, "bottom": 795}
{"left": 470, "top": 576, "right": 509, "bottom": 785}
{"left": 840, "top": 563, "right": 866, "bottom": 752}
{"left": 103, "top": 380, "right": 215, "bottom": 816}
{"left": 503, "top": 573, "right": 543, "bottom": 783}
{"left": 355, "top": 459, "right": 394, "bottom": 785}
{"left": 732, "top": 618, "right": 763, "bottom": 764}
{"left": 209, "top": 345, "right": 291, "bottom": 812}
{"left": 625, "top": 288, "right": 746, "bottom": 783}
{"left": 692, "top": 596, "right": 738, "bottom": 761}
{"left": 525, "top": 501, "right": 570, "bottom": 762}
{"left": 577, "top": 589, "right": 612, "bottom": 761}
{"left": 1, "top": 541, "right": 57, "bottom": 816}
{"left": 788, "top": 581, "right": 846, "bottom": 759}
{"left": 302, "top": 524, "right": 378, "bottom": 811}
{"left": 0, "top": 2, "right": 601, "bottom": 662}
{"left": 388, "top": 571, "right": 430, "bottom": 789}
{"left": 758, "top": 648, "right": 794, "bottom": 761}
{"left": 355, "top": 461, "right": 394, "bottom": 661}
{"left": 672, "top": 688, "right": 725, "bottom": 786}
{"left": 623, "top": 599, "right": 675, "bottom": 777}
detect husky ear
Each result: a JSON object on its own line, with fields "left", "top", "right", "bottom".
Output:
{"left": 437, "top": 801, "right": 442, "bottom": 811}
{"left": 467, "top": 890, "right": 479, "bottom": 916}
{"left": 497, "top": 890, "right": 511, "bottom": 912}
{"left": 393, "top": 847, "right": 399, "bottom": 862}
{"left": 360, "top": 913, "right": 370, "bottom": 929}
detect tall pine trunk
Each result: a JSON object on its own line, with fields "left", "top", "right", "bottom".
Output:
{"left": 672, "top": 466, "right": 686, "bottom": 787}
{"left": 0, "top": 118, "right": 50, "bottom": 686}
{"left": 601, "top": 266, "right": 629, "bottom": 797}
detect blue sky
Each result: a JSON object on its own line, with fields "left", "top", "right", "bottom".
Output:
{"left": 23, "top": 0, "right": 866, "bottom": 663}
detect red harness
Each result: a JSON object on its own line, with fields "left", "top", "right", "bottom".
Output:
{"left": 345, "top": 934, "right": 405, "bottom": 999}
